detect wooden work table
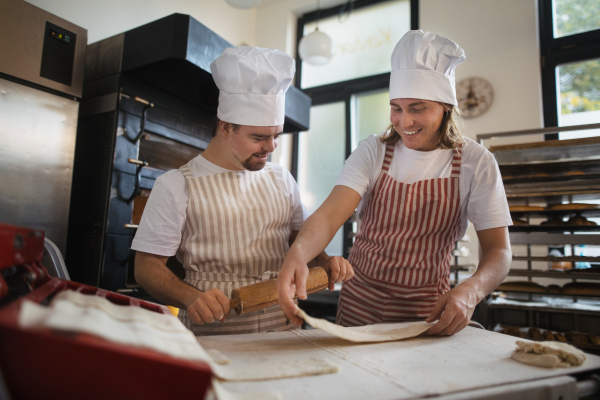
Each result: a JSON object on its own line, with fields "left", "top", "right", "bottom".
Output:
{"left": 199, "top": 323, "right": 600, "bottom": 399}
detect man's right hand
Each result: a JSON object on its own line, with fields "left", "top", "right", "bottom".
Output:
{"left": 186, "top": 288, "right": 231, "bottom": 324}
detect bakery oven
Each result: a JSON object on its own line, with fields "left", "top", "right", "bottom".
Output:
{"left": 66, "top": 14, "right": 311, "bottom": 300}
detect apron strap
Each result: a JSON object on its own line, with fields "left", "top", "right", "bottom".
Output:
{"left": 450, "top": 143, "right": 463, "bottom": 178}
{"left": 381, "top": 143, "right": 395, "bottom": 173}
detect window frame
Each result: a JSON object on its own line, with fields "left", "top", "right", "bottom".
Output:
{"left": 539, "top": 0, "right": 600, "bottom": 138}
{"left": 292, "top": 0, "right": 418, "bottom": 256}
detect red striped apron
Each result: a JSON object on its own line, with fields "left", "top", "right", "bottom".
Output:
{"left": 337, "top": 142, "right": 463, "bottom": 326}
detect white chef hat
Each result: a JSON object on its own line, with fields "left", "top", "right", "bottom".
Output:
{"left": 210, "top": 46, "right": 295, "bottom": 127}
{"left": 389, "top": 30, "right": 466, "bottom": 106}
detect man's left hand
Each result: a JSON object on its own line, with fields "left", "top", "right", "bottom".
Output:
{"left": 426, "top": 282, "right": 479, "bottom": 336}
{"left": 319, "top": 256, "right": 354, "bottom": 291}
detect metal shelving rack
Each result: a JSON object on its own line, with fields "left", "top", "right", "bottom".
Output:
{"left": 477, "top": 124, "right": 600, "bottom": 342}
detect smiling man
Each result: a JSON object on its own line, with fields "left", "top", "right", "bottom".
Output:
{"left": 132, "top": 47, "right": 352, "bottom": 335}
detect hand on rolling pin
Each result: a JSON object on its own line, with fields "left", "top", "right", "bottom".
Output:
{"left": 186, "top": 288, "right": 231, "bottom": 324}
{"left": 425, "top": 282, "right": 478, "bottom": 336}
{"left": 319, "top": 255, "right": 355, "bottom": 291}
{"left": 277, "top": 253, "right": 355, "bottom": 326}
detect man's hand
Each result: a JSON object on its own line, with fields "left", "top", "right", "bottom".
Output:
{"left": 186, "top": 288, "right": 231, "bottom": 325}
{"left": 426, "top": 282, "right": 479, "bottom": 336}
{"left": 320, "top": 256, "right": 355, "bottom": 291}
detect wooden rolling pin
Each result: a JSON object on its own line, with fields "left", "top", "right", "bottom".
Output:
{"left": 229, "top": 267, "right": 329, "bottom": 315}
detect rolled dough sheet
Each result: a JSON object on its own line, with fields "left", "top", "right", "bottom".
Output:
{"left": 213, "top": 357, "right": 339, "bottom": 382}
{"left": 296, "top": 308, "right": 434, "bottom": 343}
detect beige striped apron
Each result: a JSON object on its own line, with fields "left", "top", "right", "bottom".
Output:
{"left": 177, "top": 163, "right": 295, "bottom": 335}
{"left": 337, "top": 143, "right": 463, "bottom": 326}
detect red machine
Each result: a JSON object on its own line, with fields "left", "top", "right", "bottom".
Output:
{"left": 0, "top": 223, "right": 212, "bottom": 400}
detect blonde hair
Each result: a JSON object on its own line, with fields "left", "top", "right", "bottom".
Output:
{"left": 379, "top": 105, "right": 465, "bottom": 149}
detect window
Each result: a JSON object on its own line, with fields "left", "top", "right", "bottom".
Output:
{"left": 300, "top": 1, "right": 411, "bottom": 88}
{"left": 539, "top": 0, "right": 600, "bottom": 139}
{"left": 294, "top": 0, "right": 418, "bottom": 257}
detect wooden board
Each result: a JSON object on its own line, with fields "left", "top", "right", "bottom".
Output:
{"left": 198, "top": 324, "right": 600, "bottom": 400}
{"left": 490, "top": 136, "right": 600, "bottom": 153}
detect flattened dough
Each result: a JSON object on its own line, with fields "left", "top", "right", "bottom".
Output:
{"left": 511, "top": 340, "right": 586, "bottom": 368}
{"left": 515, "top": 340, "right": 586, "bottom": 366}
{"left": 511, "top": 352, "right": 569, "bottom": 368}
{"left": 213, "top": 357, "right": 339, "bottom": 381}
{"left": 296, "top": 308, "right": 434, "bottom": 343}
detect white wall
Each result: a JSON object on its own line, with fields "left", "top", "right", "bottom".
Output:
{"left": 420, "top": 0, "right": 544, "bottom": 146}
{"left": 25, "top": 0, "right": 258, "bottom": 46}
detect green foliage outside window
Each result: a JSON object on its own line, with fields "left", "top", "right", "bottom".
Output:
{"left": 560, "top": 59, "right": 600, "bottom": 114}
{"left": 554, "top": 0, "right": 600, "bottom": 37}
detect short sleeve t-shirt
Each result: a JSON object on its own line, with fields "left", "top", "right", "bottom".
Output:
{"left": 335, "top": 135, "right": 511, "bottom": 238}
{"left": 131, "top": 155, "right": 307, "bottom": 257}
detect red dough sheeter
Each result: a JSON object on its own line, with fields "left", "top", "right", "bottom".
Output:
{"left": 0, "top": 223, "right": 212, "bottom": 400}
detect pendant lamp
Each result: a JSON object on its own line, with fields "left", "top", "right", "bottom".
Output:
{"left": 225, "top": 0, "right": 261, "bottom": 9}
{"left": 298, "top": 0, "right": 333, "bottom": 66}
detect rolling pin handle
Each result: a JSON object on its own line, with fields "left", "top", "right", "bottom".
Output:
{"left": 229, "top": 295, "right": 241, "bottom": 315}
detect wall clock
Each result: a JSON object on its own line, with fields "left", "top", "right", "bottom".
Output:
{"left": 456, "top": 77, "right": 494, "bottom": 119}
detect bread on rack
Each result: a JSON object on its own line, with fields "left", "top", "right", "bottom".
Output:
{"left": 588, "top": 333, "right": 600, "bottom": 346}
{"left": 561, "top": 282, "right": 600, "bottom": 296}
{"left": 566, "top": 215, "right": 597, "bottom": 226}
{"left": 528, "top": 328, "right": 543, "bottom": 340}
{"left": 551, "top": 261, "right": 572, "bottom": 270}
{"left": 509, "top": 205, "right": 545, "bottom": 212}
{"left": 555, "top": 332, "right": 567, "bottom": 342}
{"left": 566, "top": 332, "right": 590, "bottom": 344}
{"left": 503, "top": 327, "right": 523, "bottom": 338}
{"left": 496, "top": 281, "right": 547, "bottom": 293}
{"left": 543, "top": 330, "right": 555, "bottom": 341}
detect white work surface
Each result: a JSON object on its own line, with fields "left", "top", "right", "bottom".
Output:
{"left": 198, "top": 323, "right": 600, "bottom": 400}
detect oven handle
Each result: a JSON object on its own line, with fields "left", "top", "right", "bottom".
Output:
{"left": 121, "top": 158, "right": 148, "bottom": 205}
{"left": 124, "top": 96, "right": 154, "bottom": 144}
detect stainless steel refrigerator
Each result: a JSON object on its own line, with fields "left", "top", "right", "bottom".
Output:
{"left": 0, "top": 0, "right": 87, "bottom": 257}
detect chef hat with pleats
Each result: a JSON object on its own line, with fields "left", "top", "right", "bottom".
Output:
{"left": 210, "top": 46, "right": 295, "bottom": 127}
{"left": 389, "top": 30, "right": 466, "bottom": 106}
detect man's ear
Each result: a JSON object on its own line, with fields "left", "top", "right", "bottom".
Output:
{"left": 219, "top": 121, "right": 232, "bottom": 137}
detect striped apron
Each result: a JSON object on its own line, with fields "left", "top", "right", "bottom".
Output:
{"left": 337, "top": 143, "right": 463, "bottom": 326}
{"left": 177, "top": 164, "right": 295, "bottom": 335}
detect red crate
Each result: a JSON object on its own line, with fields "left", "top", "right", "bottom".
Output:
{"left": 0, "top": 223, "right": 213, "bottom": 400}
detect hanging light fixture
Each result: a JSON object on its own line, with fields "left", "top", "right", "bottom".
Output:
{"left": 225, "top": 0, "right": 261, "bottom": 10}
{"left": 298, "top": 0, "right": 333, "bottom": 66}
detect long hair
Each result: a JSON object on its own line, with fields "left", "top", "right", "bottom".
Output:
{"left": 379, "top": 105, "right": 465, "bottom": 149}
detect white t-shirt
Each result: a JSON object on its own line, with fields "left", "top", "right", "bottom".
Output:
{"left": 131, "top": 155, "right": 308, "bottom": 257}
{"left": 336, "top": 135, "right": 512, "bottom": 238}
